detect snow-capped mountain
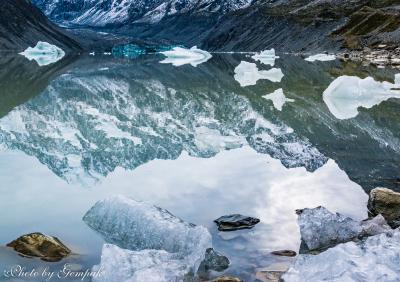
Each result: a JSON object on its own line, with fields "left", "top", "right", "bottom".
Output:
{"left": 32, "top": 0, "right": 253, "bottom": 27}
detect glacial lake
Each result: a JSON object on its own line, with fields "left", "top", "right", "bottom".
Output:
{"left": 0, "top": 53, "right": 399, "bottom": 281}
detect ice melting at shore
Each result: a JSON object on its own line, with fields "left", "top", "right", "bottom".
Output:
{"left": 19, "top": 41, "right": 65, "bottom": 66}
{"left": 305, "top": 53, "right": 336, "bottom": 62}
{"left": 84, "top": 196, "right": 212, "bottom": 281}
{"left": 263, "top": 88, "right": 294, "bottom": 111}
{"left": 252, "top": 48, "right": 279, "bottom": 66}
{"left": 234, "top": 61, "right": 284, "bottom": 87}
{"left": 297, "top": 206, "right": 391, "bottom": 251}
{"left": 160, "top": 46, "right": 212, "bottom": 67}
{"left": 323, "top": 76, "right": 400, "bottom": 120}
{"left": 283, "top": 229, "right": 400, "bottom": 282}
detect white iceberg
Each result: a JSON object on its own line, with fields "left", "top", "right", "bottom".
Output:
{"left": 263, "top": 88, "right": 294, "bottom": 111}
{"left": 252, "top": 48, "right": 279, "bottom": 66}
{"left": 305, "top": 53, "right": 336, "bottom": 62}
{"left": 234, "top": 61, "right": 284, "bottom": 87}
{"left": 323, "top": 76, "right": 400, "bottom": 120}
{"left": 160, "top": 46, "right": 212, "bottom": 67}
{"left": 283, "top": 229, "right": 400, "bottom": 282}
{"left": 298, "top": 206, "right": 391, "bottom": 251}
{"left": 84, "top": 195, "right": 212, "bottom": 281}
{"left": 19, "top": 41, "right": 65, "bottom": 66}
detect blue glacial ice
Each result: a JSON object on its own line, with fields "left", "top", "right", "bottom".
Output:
{"left": 234, "top": 61, "right": 284, "bottom": 87}
{"left": 305, "top": 53, "right": 336, "bottom": 62}
{"left": 19, "top": 41, "right": 65, "bottom": 66}
{"left": 263, "top": 88, "right": 294, "bottom": 111}
{"left": 283, "top": 229, "right": 400, "bottom": 282}
{"left": 252, "top": 48, "right": 279, "bottom": 66}
{"left": 297, "top": 206, "right": 391, "bottom": 251}
{"left": 160, "top": 46, "right": 212, "bottom": 67}
{"left": 323, "top": 76, "right": 400, "bottom": 120}
{"left": 84, "top": 195, "right": 212, "bottom": 281}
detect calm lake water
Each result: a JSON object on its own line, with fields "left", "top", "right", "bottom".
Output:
{"left": 0, "top": 53, "right": 399, "bottom": 281}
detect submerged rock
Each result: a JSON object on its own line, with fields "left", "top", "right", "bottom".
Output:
{"left": 208, "top": 276, "right": 243, "bottom": 282}
{"left": 198, "top": 248, "right": 230, "bottom": 275}
{"left": 255, "top": 262, "right": 289, "bottom": 282}
{"left": 282, "top": 229, "right": 400, "bottom": 282}
{"left": 214, "top": 214, "right": 260, "bottom": 231}
{"left": 270, "top": 250, "right": 297, "bottom": 257}
{"left": 84, "top": 195, "right": 212, "bottom": 281}
{"left": 7, "top": 233, "right": 71, "bottom": 262}
{"left": 297, "top": 206, "right": 391, "bottom": 252}
{"left": 368, "top": 187, "right": 400, "bottom": 228}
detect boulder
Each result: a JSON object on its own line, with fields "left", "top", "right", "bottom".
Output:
{"left": 7, "top": 233, "right": 71, "bottom": 262}
{"left": 214, "top": 214, "right": 260, "bottom": 231}
{"left": 198, "top": 248, "right": 230, "bottom": 275}
{"left": 368, "top": 187, "right": 400, "bottom": 227}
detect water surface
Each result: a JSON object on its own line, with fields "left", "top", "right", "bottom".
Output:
{"left": 0, "top": 53, "right": 399, "bottom": 281}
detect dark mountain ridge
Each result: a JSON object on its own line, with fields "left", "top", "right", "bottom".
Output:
{"left": 0, "top": 0, "right": 81, "bottom": 51}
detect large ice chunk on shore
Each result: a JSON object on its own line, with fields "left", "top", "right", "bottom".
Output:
{"left": 93, "top": 245, "right": 190, "bottom": 282}
{"left": 234, "top": 61, "right": 284, "bottom": 87}
{"left": 263, "top": 88, "right": 294, "bottom": 111}
{"left": 323, "top": 76, "right": 400, "bottom": 120}
{"left": 84, "top": 195, "right": 212, "bottom": 280}
{"left": 298, "top": 206, "right": 391, "bottom": 251}
{"left": 160, "top": 46, "right": 212, "bottom": 67}
{"left": 19, "top": 41, "right": 65, "bottom": 66}
{"left": 252, "top": 48, "right": 279, "bottom": 66}
{"left": 283, "top": 229, "right": 400, "bottom": 282}
{"left": 305, "top": 53, "right": 336, "bottom": 62}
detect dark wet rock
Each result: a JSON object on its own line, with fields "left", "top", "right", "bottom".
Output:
{"left": 207, "top": 276, "right": 243, "bottom": 282}
{"left": 271, "top": 250, "right": 297, "bottom": 257}
{"left": 7, "top": 233, "right": 71, "bottom": 262}
{"left": 214, "top": 214, "right": 260, "bottom": 231}
{"left": 198, "top": 248, "right": 230, "bottom": 275}
{"left": 368, "top": 187, "right": 400, "bottom": 228}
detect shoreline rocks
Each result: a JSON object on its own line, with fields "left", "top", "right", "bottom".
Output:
{"left": 337, "top": 47, "right": 400, "bottom": 68}
{"left": 214, "top": 214, "right": 260, "bottom": 232}
{"left": 368, "top": 187, "right": 400, "bottom": 228}
{"left": 7, "top": 233, "right": 71, "bottom": 262}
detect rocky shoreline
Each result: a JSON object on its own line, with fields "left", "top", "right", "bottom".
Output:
{"left": 337, "top": 46, "right": 400, "bottom": 69}
{"left": 4, "top": 187, "right": 400, "bottom": 281}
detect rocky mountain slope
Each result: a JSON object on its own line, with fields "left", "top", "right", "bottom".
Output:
{"left": 32, "top": 0, "right": 400, "bottom": 51}
{"left": 0, "top": 0, "right": 81, "bottom": 51}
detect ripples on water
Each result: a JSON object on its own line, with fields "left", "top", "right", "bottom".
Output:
{"left": 0, "top": 53, "right": 399, "bottom": 281}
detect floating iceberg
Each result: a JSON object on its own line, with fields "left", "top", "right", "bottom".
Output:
{"left": 84, "top": 196, "right": 212, "bottom": 281}
{"left": 234, "top": 61, "right": 284, "bottom": 87}
{"left": 297, "top": 206, "right": 391, "bottom": 252}
{"left": 282, "top": 229, "right": 400, "bottom": 282}
{"left": 263, "top": 88, "right": 294, "bottom": 111}
{"left": 19, "top": 41, "right": 65, "bottom": 66}
{"left": 323, "top": 76, "right": 400, "bottom": 120}
{"left": 252, "top": 48, "right": 279, "bottom": 66}
{"left": 305, "top": 53, "right": 336, "bottom": 62}
{"left": 160, "top": 46, "right": 212, "bottom": 67}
